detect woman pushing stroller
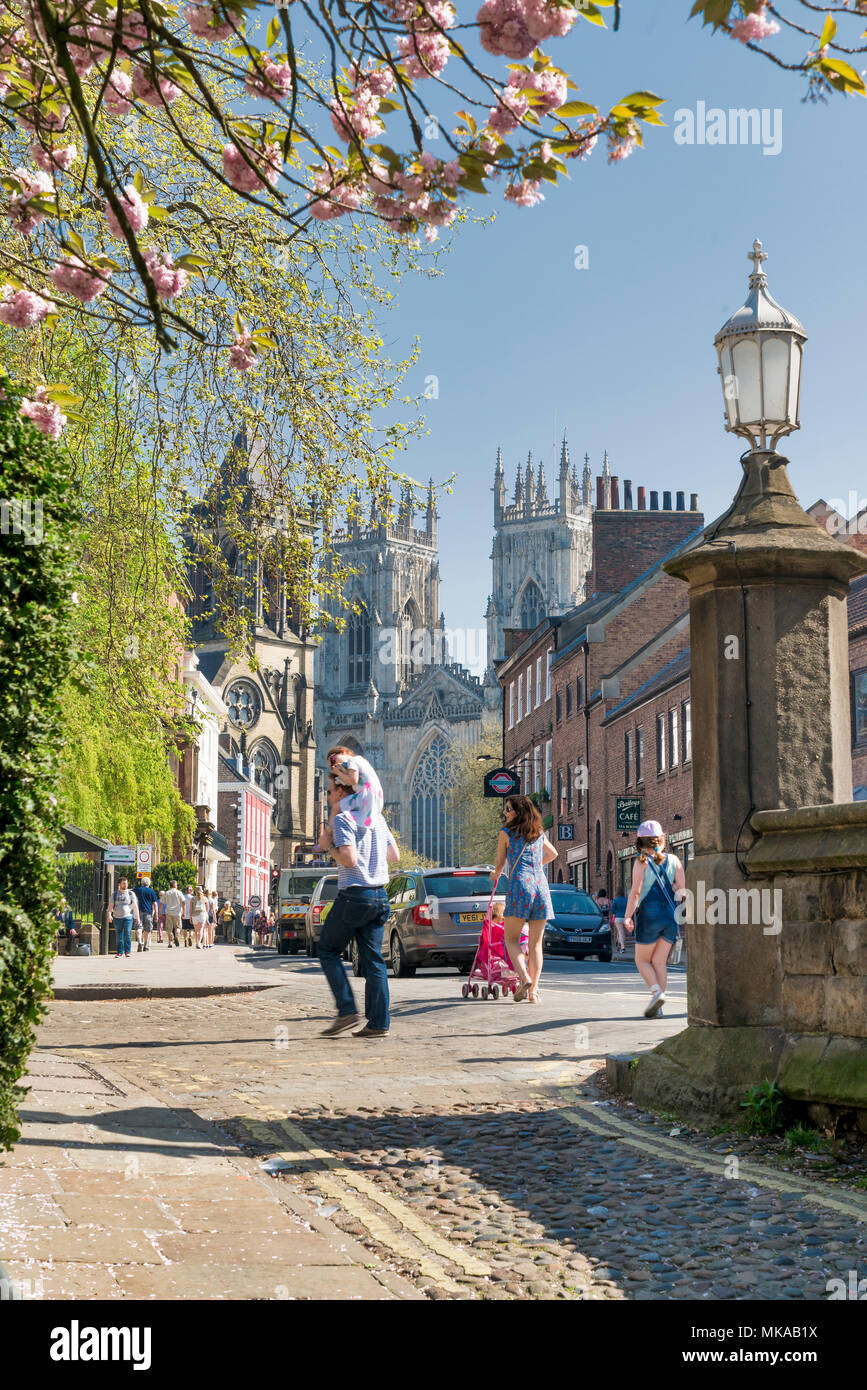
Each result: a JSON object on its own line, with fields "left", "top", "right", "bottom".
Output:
{"left": 490, "top": 795, "right": 558, "bottom": 1003}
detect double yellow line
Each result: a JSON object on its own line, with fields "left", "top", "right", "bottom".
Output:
{"left": 233, "top": 1093, "right": 492, "bottom": 1295}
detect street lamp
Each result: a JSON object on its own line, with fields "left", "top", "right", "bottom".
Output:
{"left": 714, "top": 240, "right": 807, "bottom": 450}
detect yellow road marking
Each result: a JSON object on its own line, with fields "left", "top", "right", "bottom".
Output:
{"left": 553, "top": 1086, "right": 867, "bottom": 1224}
{"left": 236, "top": 1114, "right": 464, "bottom": 1293}
{"left": 234, "top": 1094, "right": 490, "bottom": 1279}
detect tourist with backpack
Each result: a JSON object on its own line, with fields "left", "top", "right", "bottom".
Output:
{"left": 623, "top": 819, "right": 686, "bottom": 1018}
{"left": 111, "top": 877, "right": 140, "bottom": 959}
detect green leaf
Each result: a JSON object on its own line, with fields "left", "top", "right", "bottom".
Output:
{"left": 266, "top": 15, "right": 281, "bottom": 46}
{"left": 688, "top": 0, "right": 735, "bottom": 30}
{"left": 133, "top": 169, "right": 144, "bottom": 193}
{"left": 616, "top": 91, "right": 665, "bottom": 109}
{"left": 64, "top": 229, "right": 86, "bottom": 256}
{"left": 555, "top": 100, "right": 599, "bottom": 118}
{"left": 175, "top": 253, "right": 210, "bottom": 269}
{"left": 819, "top": 56, "right": 866, "bottom": 94}
{"left": 233, "top": 309, "right": 245, "bottom": 336}
{"left": 251, "top": 332, "right": 277, "bottom": 349}
{"left": 578, "top": 3, "right": 607, "bottom": 26}
{"left": 146, "top": 203, "right": 170, "bottom": 221}
{"left": 819, "top": 13, "right": 836, "bottom": 50}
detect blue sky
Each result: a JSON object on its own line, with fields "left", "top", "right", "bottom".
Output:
{"left": 373, "top": 5, "right": 866, "bottom": 673}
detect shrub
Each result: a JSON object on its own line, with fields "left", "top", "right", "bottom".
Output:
{"left": 740, "top": 1079, "right": 785, "bottom": 1135}
{"left": 0, "top": 382, "right": 77, "bottom": 1149}
{"left": 151, "top": 860, "right": 199, "bottom": 892}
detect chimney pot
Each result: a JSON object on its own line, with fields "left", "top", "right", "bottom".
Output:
{"left": 596, "top": 476, "right": 604, "bottom": 511}
{"left": 624, "top": 480, "right": 633, "bottom": 510}
{"left": 611, "top": 476, "right": 620, "bottom": 509}
{"left": 690, "top": 492, "right": 699, "bottom": 511}
{"left": 676, "top": 490, "right": 685, "bottom": 511}
{"left": 663, "top": 490, "right": 672, "bottom": 511}
{"left": 637, "top": 486, "right": 646, "bottom": 511}
{"left": 650, "top": 491, "right": 659, "bottom": 511}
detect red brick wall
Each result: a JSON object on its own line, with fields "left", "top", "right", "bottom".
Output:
{"left": 503, "top": 633, "right": 556, "bottom": 806}
{"left": 589, "top": 510, "right": 703, "bottom": 598}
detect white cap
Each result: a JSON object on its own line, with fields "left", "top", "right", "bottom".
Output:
{"left": 637, "top": 819, "right": 664, "bottom": 838}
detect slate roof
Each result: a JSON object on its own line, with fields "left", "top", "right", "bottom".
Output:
{"left": 603, "top": 647, "right": 691, "bottom": 723}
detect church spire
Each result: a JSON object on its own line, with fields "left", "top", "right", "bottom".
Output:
{"left": 514, "top": 461, "right": 524, "bottom": 508}
{"left": 426, "top": 477, "right": 437, "bottom": 543}
{"left": 559, "top": 433, "right": 570, "bottom": 477}
{"left": 582, "top": 452, "right": 592, "bottom": 508}
{"left": 525, "top": 451, "right": 535, "bottom": 517}
{"left": 494, "top": 447, "right": 506, "bottom": 522}
{"left": 536, "top": 462, "right": 549, "bottom": 509}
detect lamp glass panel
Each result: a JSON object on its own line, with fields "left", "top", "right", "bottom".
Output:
{"left": 761, "top": 336, "right": 790, "bottom": 424}
{"left": 719, "top": 345, "right": 738, "bottom": 428}
{"left": 730, "top": 339, "right": 761, "bottom": 426}
{"left": 787, "top": 342, "right": 802, "bottom": 423}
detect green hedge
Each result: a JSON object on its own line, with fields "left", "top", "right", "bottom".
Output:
{"left": 151, "top": 860, "right": 199, "bottom": 892}
{"left": 0, "top": 382, "right": 77, "bottom": 1150}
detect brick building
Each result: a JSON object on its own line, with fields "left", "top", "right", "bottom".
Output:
{"left": 216, "top": 746, "right": 275, "bottom": 910}
{"left": 498, "top": 482, "right": 704, "bottom": 891}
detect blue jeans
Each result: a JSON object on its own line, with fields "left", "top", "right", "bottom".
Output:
{"left": 114, "top": 917, "right": 133, "bottom": 955}
{"left": 317, "top": 887, "right": 391, "bottom": 1031}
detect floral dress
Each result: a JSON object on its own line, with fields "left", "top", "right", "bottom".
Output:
{"left": 503, "top": 827, "right": 553, "bottom": 924}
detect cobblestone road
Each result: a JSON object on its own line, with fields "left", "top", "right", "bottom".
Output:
{"left": 33, "top": 950, "right": 867, "bottom": 1300}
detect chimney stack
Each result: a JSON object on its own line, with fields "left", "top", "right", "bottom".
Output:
{"left": 596, "top": 476, "right": 604, "bottom": 511}
{"left": 624, "top": 480, "right": 633, "bottom": 510}
{"left": 650, "top": 491, "right": 659, "bottom": 510}
{"left": 611, "top": 476, "right": 620, "bottom": 509}
{"left": 663, "top": 490, "right": 672, "bottom": 511}
{"left": 637, "top": 486, "right": 646, "bottom": 510}
{"left": 676, "top": 490, "right": 685, "bottom": 511}
{"left": 690, "top": 493, "right": 700, "bottom": 511}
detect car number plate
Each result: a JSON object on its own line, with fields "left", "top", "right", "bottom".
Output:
{"left": 457, "top": 912, "right": 484, "bottom": 923}
{"left": 571, "top": 935, "right": 592, "bottom": 943}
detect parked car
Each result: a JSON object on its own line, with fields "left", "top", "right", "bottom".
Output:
{"left": 544, "top": 887, "right": 611, "bottom": 962}
{"left": 304, "top": 873, "right": 340, "bottom": 957}
{"left": 349, "top": 867, "right": 508, "bottom": 978}
{"left": 275, "top": 867, "right": 329, "bottom": 954}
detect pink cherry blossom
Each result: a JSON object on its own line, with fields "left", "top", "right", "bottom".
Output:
{"left": 20, "top": 386, "right": 65, "bottom": 440}
{"left": 132, "top": 65, "right": 182, "bottom": 108}
{"left": 104, "top": 70, "right": 133, "bottom": 116}
{"left": 488, "top": 86, "right": 529, "bottom": 135}
{"left": 308, "top": 169, "right": 366, "bottom": 220}
{"left": 52, "top": 255, "right": 112, "bottom": 303}
{"left": 523, "top": 0, "right": 577, "bottom": 42}
{"left": 509, "top": 64, "right": 567, "bottom": 115}
{"left": 442, "top": 159, "right": 462, "bottom": 186}
{"left": 245, "top": 59, "right": 293, "bottom": 98}
{"left": 185, "top": 3, "right": 236, "bottom": 42}
{"left": 364, "top": 67, "right": 396, "bottom": 98}
{"left": 731, "top": 5, "right": 780, "bottom": 42}
{"left": 104, "top": 184, "right": 149, "bottom": 239}
{"left": 68, "top": 41, "right": 96, "bottom": 76}
{"left": 7, "top": 166, "right": 53, "bottom": 234}
{"left": 143, "top": 250, "right": 189, "bottom": 301}
{"left": 330, "top": 91, "right": 384, "bottom": 143}
{"left": 504, "top": 177, "right": 544, "bottom": 206}
{"left": 0, "top": 285, "right": 51, "bottom": 328}
{"left": 222, "top": 142, "right": 282, "bottom": 193}
{"left": 477, "top": 0, "right": 535, "bottom": 59}
{"left": 539, "top": 139, "right": 552, "bottom": 163}
{"left": 229, "top": 331, "right": 257, "bottom": 371}
{"left": 608, "top": 129, "right": 638, "bottom": 163}
{"left": 30, "top": 140, "right": 77, "bottom": 173}
{"left": 397, "top": 31, "right": 450, "bottom": 79}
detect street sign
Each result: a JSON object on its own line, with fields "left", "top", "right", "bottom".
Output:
{"left": 104, "top": 845, "right": 136, "bottom": 865}
{"left": 615, "top": 797, "right": 642, "bottom": 833}
{"left": 557, "top": 824, "right": 575, "bottom": 842}
{"left": 136, "top": 844, "right": 153, "bottom": 877}
{"left": 248, "top": 894, "right": 262, "bottom": 908}
{"left": 483, "top": 767, "right": 521, "bottom": 798}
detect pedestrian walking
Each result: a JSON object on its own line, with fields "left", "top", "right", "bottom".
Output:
{"left": 611, "top": 891, "right": 628, "bottom": 955}
{"left": 164, "top": 880, "right": 184, "bottom": 948}
{"left": 218, "top": 898, "right": 235, "bottom": 941}
{"left": 316, "top": 771, "right": 399, "bottom": 1037}
{"left": 156, "top": 889, "right": 166, "bottom": 943}
{"left": 208, "top": 892, "right": 219, "bottom": 947}
{"left": 110, "top": 877, "right": 140, "bottom": 959}
{"left": 132, "top": 875, "right": 159, "bottom": 953}
{"left": 596, "top": 888, "right": 611, "bottom": 919}
{"left": 623, "top": 819, "right": 686, "bottom": 1018}
{"left": 243, "top": 903, "right": 255, "bottom": 947}
{"left": 191, "top": 887, "right": 210, "bottom": 948}
{"left": 182, "top": 886, "right": 195, "bottom": 947}
{"left": 490, "top": 795, "right": 558, "bottom": 1003}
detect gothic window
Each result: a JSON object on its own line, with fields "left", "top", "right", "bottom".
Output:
{"left": 399, "top": 600, "right": 423, "bottom": 686}
{"left": 226, "top": 681, "right": 261, "bottom": 730}
{"left": 410, "top": 734, "right": 458, "bottom": 865}
{"left": 348, "top": 605, "right": 371, "bottom": 686}
{"left": 249, "top": 741, "right": 279, "bottom": 820}
{"left": 520, "top": 580, "right": 543, "bottom": 632}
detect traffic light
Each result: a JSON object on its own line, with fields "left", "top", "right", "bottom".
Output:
{"left": 269, "top": 866, "right": 279, "bottom": 905}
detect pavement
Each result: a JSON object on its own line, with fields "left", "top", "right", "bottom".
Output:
{"left": 3, "top": 941, "right": 865, "bottom": 1301}
{"left": 51, "top": 939, "right": 285, "bottom": 998}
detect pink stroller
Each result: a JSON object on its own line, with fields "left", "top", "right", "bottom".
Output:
{"left": 460, "top": 894, "right": 528, "bottom": 1001}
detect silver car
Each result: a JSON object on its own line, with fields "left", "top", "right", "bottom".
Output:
{"left": 350, "top": 867, "right": 508, "bottom": 978}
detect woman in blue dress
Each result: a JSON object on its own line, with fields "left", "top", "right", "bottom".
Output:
{"left": 623, "top": 818, "right": 686, "bottom": 1018}
{"left": 491, "top": 795, "right": 558, "bottom": 1003}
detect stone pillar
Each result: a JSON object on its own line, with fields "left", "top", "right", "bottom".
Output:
{"left": 625, "top": 450, "right": 867, "bottom": 1117}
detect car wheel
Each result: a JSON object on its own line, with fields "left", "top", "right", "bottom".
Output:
{"left": 598, "top": 950, "right": 612, "bottom": 963}
{"left": 350, "top": 940, "right": 363, "bottom": 977}
{"left": 307, "top": 936, "right": 318, "bottom": 959}
{"left": 390, "top": 933, "right": 416, "bottom": 978}
{"left": 276, "top": 940, "right": 289, "bottom": 956}
{"left": 572, "top": 953, "right": 586, "bottom": 961}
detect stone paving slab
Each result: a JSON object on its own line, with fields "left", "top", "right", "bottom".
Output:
{"left": 52, "top": 941, "right": 290, "bottom": 999}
